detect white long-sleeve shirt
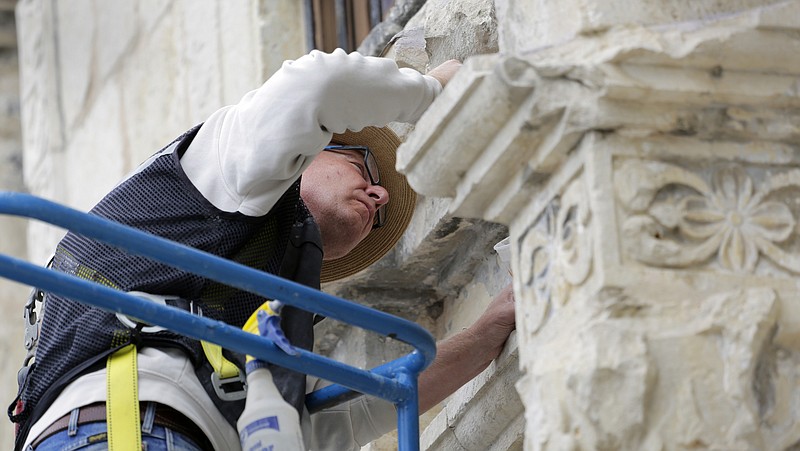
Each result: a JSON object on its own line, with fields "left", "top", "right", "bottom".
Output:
{"left": 24, "top": 49, "right": 441, "bottom": 451}
{"left": 181, "top": 48, "right": 440, "bottom": 216}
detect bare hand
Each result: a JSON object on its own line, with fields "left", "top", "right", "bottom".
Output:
{"left": 426, "top": 59, "right": 462, "bottom": 88}
{"left": 468, "top": 284, "right": 516, "bottom": 360}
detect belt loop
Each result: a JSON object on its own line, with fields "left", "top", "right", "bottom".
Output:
{"left": 141, "top": 402, "right": 156, "bottom": 434}
{"left": 67, "top": 408, "right": 80, "bottom": 437}
{"left": 164, "top": 426, "right": 175, "bottom": 448}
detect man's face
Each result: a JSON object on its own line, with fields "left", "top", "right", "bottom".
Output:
{"left": 300, "top": 149, "right": 389, "bottom": 260}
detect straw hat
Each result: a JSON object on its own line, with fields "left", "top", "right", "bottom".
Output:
{"left": 320, "top": 126, "right": 417, "bottom": 283}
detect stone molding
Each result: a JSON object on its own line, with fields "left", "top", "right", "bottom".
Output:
{"left": 518, "top": 174, "right": 593, "bottom": 335}
{"left": 398, "top": 2, "right": 800, "bottom": 225}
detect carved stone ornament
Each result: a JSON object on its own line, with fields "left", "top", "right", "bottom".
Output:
{"left": 517, "top": 175, "right": 593, "bottom": 333}
{"left": 616, "top": 159, "right": 799, "bottom": 275}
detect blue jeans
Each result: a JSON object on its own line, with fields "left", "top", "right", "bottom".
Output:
{"left": 30, "top": 402, "right": 205, "bottom": 451}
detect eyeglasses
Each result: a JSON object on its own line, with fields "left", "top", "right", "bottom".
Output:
{"left": 323, "top": 145, "right": 386, "bottom": 228}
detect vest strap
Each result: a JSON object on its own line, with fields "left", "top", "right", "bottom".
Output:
{"left": 201, "top": 341, "right": 247, "bottom": 401}
{"left": 106, "top": 344, "right": 142, "bottom": 450}
{"left": 200, "top": 341, "right": 240, "bottom": 379}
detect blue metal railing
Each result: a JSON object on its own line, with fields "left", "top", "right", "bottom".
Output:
{"left": 0, "top": 191, "right": 435, "bottom": 450}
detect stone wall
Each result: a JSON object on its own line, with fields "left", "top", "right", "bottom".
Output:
{"left": 0, "top": 0, "right": 26, "bottom": 446}
{"left": 15, "top": 0, "right": 306, "bottom": 265}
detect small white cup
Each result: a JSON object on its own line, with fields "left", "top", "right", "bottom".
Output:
{"left": 493, "top": 237, "right": 512, "bottom": 276}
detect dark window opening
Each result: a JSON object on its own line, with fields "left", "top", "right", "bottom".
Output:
{"left": 305, "top": 0, "right": 396, "bottom": 53}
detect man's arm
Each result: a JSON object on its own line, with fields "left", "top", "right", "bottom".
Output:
{"left": 307, "top": 284, "right": 516, "bottom": 450}
{"left": 417, "top": 284, "right": 516, "bottom": 413}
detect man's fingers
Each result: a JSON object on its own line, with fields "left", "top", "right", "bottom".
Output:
{"left": 427, "top": 59, "right": 462, "bottom": 88}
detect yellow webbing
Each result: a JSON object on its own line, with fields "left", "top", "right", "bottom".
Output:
{"left": 203, "top": 300, "right": 275, "bottom": 375}
{"left": 101, "top": 302, "right": 273, "bottom": 450}
{"left": 106, "top": 343, "right": 142, "bottom": 451}
{"left": 201, "top": 340, "right": 241, "bottom": 379}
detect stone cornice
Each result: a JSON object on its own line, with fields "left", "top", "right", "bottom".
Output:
{"left": 397, "top": 2, "right": 800, "bottom": 226}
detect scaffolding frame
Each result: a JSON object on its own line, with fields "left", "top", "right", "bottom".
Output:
{"left": 0, "top": 192, "right": 435, "bottom": 451}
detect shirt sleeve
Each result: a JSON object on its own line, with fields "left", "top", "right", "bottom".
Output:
{"left": 181, "top": 49, "right": 442, "bottom": 216}
{"left": 306, "top": 376, "right": 398, "bottom": 451}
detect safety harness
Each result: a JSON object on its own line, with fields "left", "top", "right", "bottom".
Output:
{"left": 104, "top": 296, "right": 292, "bottom": 449}
{"left": 18, "top": 285, "right": 301, "bottom": 449}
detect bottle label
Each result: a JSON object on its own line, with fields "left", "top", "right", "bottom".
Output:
{"left": 239, "top": 415, "right": 280, "bottom": 442}
{"left": 244, "top": 442, "right": 274, "bottom": 451}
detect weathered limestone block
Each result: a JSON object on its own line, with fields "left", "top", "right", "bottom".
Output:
{"left": 53, "top": 0, "right": 93, "bottom": 131}
{"left": 493, "top": 0, "right": 792, "bottom": 54}
{"left": 358, "top": 0, "right": 427, "bottom": 57}
{"left": 399, "top": 2, "right": 800, "bottom": 450}
{"left": 255, "top": 0, "right": 306, "bottom": 79}
{"left": 383, "top": 0, "right": 497, "bottom": 73}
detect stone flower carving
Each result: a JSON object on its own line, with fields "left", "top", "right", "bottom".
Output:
{"left": 616, "top": 160, "right": 799, "bottom": 274}
{"left": 518, "top": 177, "right": 592, "bottom": 333}
{"left": 679, "top": 166, "right": 794, "bottom": 272}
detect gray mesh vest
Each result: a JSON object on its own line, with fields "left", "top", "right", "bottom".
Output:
{"left": 10, "top": 125, "right": 323, "bottom": 448}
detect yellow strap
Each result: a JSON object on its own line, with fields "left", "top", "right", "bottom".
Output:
{"left": 106, "top": 343, "right": 142, "bottom": 451}
{"left": 201, "top": 340, "right": 241, "bottom": 379}
{"left": 202, "top": 300, "right": 275, "bottom": 373}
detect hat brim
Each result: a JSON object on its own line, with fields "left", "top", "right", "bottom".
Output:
{"left": 320, "top": 126, "right": 417, "bottom": 283}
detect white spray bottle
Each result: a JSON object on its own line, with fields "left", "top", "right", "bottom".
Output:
{"left": 237, "top": 302, "right": 305, "bottom": 450}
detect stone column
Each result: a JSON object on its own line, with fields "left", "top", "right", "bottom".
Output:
{"left": 398, "top": 2, "right": 800, "bottom": 449}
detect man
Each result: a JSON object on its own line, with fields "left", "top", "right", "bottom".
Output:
{"left": 10, "top": 49, "right": 515, "bottom": 450}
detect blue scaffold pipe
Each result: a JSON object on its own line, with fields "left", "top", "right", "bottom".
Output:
{"left": 396, "top": 369, "right": 421, "bottom": 451}
{"left": 306, "top": 354, "right": 423, "bottom": 413}
{"left": 0, "top": 192, "right": 436, "bottom": 374}
{"left": 0, "top": 253, "right": 416, "bottom": 403}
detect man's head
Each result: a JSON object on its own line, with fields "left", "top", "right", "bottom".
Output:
{"left": 300, "top": 126, "right": 417, "bottom": 283}
{"left": 300, "top": 146, "right": 389, "bottom": 260}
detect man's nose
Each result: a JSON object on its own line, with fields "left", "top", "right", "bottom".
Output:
{"left": 366, "top": 184, "right": 389, "bottom": 206}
